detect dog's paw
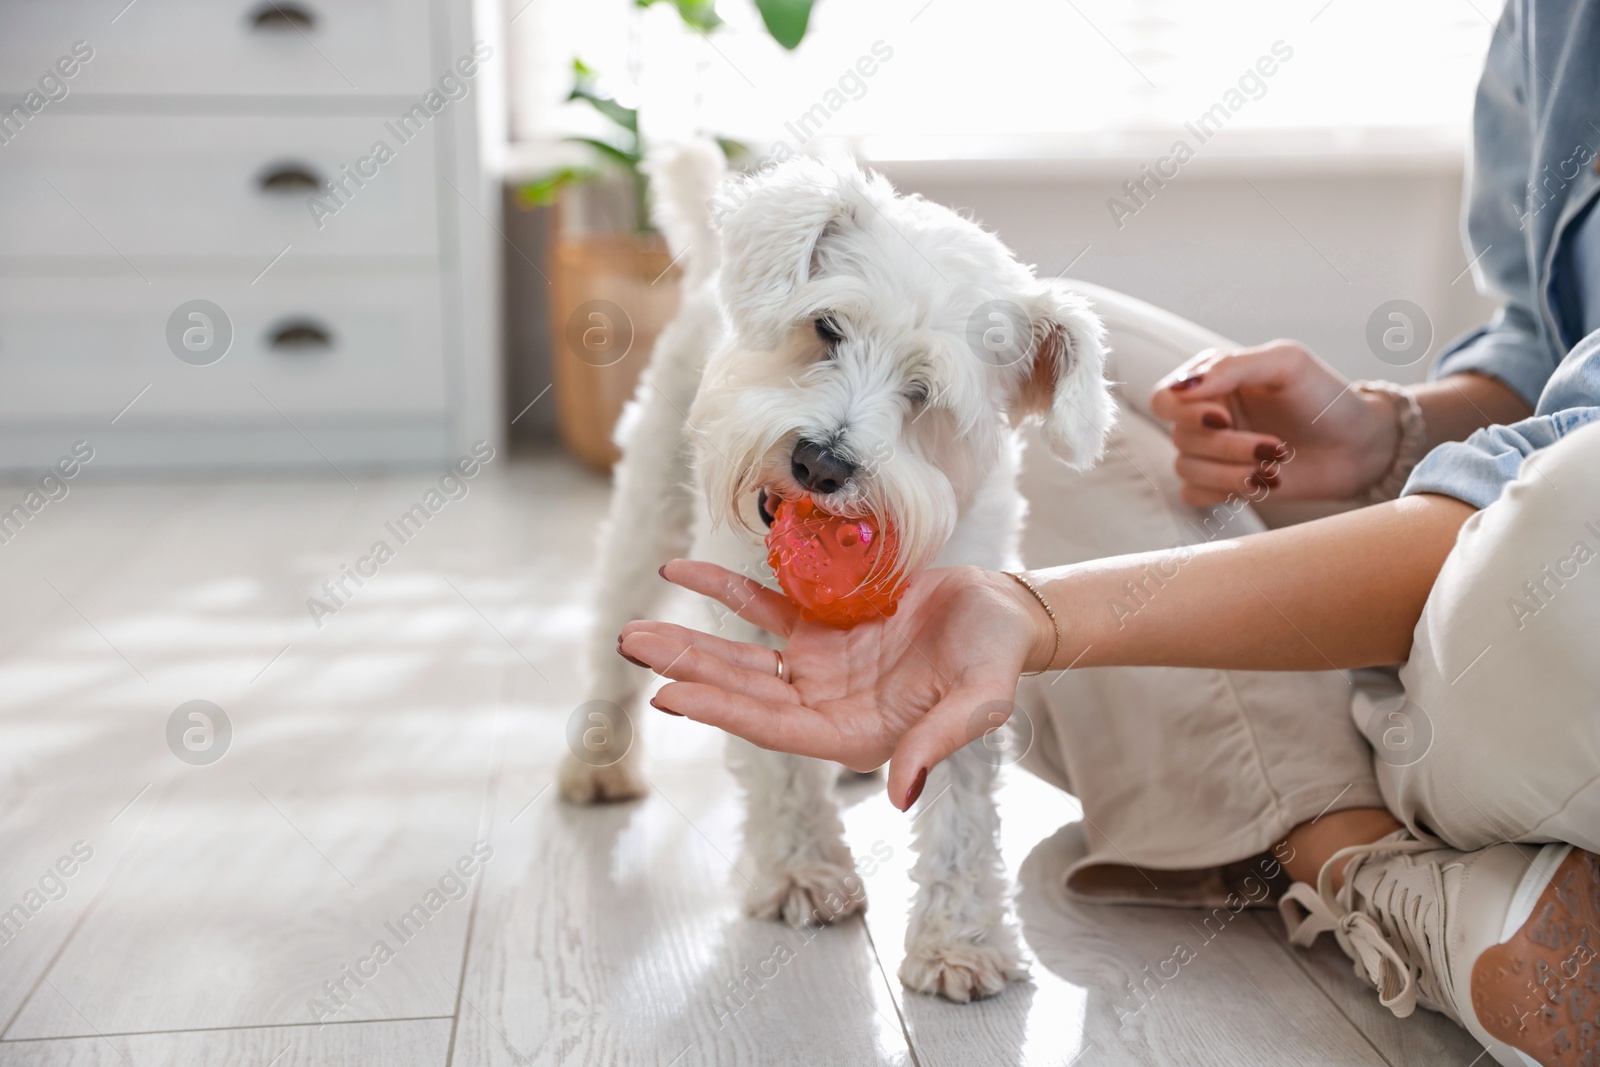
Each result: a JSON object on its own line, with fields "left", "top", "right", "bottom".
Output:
{"left": 744, "top": 860, "right": 867, "bottom": 927}
{"left": 899, "top": 938, "right": 1026, "bottom": 1003}
{"left": 558, "top": 753, "right": 647, "bottom": 804}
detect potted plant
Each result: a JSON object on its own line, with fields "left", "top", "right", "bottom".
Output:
{"left": 518, "top": 0, "right": 814, "bottom": 469}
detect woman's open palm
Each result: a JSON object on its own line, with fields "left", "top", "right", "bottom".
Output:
{"left": 618, "top": 560, "right": 1041, "bottom": 808}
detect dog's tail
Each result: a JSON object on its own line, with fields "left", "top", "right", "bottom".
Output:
{"left": 643, "top": 138, "right": 725, "bottom": 288}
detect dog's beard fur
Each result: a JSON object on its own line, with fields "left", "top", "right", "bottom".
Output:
{"left": 689, "top": 157, "right": 1114, "bottom": 579}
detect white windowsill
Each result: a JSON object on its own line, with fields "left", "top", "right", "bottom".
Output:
{"left": 503, "top": 124, "right": 1466, "bottom": 185}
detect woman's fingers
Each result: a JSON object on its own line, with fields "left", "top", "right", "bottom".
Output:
{"left": 1163, "top": 398, "right": 1292, "bottom": 503}
{"left": 1149, "top": 349, "right": 1226, "bottom": 420}
{"left": 1179, "top": 484, "right": 1234, "bottom": 508}
{"left": 619, "top": 620, "right": 788, "bottom": 675}
{"left": 886, "top": 681, "right": 1016, "bottom": 811}
{"left": 1174, "top": 454, "right": 1278, "bottom": 497}
{"left": 650, "top": 681, "right": 853, "bottom": 764}
{"left": 660, "top": 559, "right": 798, "bottom": 637}
{"left": 1160, "top": 342, "right": 1304, "bottom": 398}
{"left": 1151, "top": 342, "right": 1321, "bottom": 426}
{"left": 1152, "top": 348, "right": 1224, "bottom": 391}
{"left": 1170, "top": 407, "right": 1287, "bottom": 466}
{"left": 620, "top": 627, "right": 794, "bottom": 703}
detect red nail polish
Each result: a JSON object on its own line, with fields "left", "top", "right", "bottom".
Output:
{"left": 1253, "top": 442, "right": 1281, "bottom": 462}
{"left": 658, "top": 565, "right": 668, "bottom": 580}
{"left": 648, "top": 695, "right": 683, "bottom": 717}
{"left": 617, "top": 644, "right": 649, "bottom": 670}
{"left": 1170, "top": 374, "right": 1203, "bottom": 391}
{"left": 903, "top": 767, "right": 928, "bottom": 810}
{"left": 1202, "top": 412, "right": 1229, "bottom": 430}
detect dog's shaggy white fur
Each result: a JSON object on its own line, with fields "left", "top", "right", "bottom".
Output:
{"left": 560, "top": 142, "right": 1115, "bottom": 1002}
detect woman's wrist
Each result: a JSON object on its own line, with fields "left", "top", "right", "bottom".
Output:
{"left": 998, "top": 570, "right": 1063, "bottom": 674}
{"left": 1345, "top": 385, "right": 1403, "bottom": 494}
{"left": 1352, "top": 381, "right": 1426, "bottom": 502}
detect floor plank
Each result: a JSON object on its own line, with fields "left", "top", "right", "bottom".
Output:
{"left": 0, "top": 1018, "right": 450, "bottom": 1067}
{"left": 0, "top": 762, "right": 165, "bottom": 1034}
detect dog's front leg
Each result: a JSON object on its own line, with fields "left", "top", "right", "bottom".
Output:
{"left": 727, "top": 739, "right": 864, "bottom": 927}
{"left": 901, "top": 747, "right": 1025, "bottom": 1001}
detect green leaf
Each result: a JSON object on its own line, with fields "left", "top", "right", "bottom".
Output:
{"left": 673, "top": 0, "right": 723, "bottom": 32}
{"left": 714, "top": 137, "right": 751, "bottom": 162}
{"left": 566, "top": 57, "right": 638, "bottom": 133}
{"left": 754, "top": 0, "right": 813, "bottom": 49}
{"left": 514, "top": 165, "right": 597, "bottom": 208}
{"left": 568, "top": 88, "right": 639, "bottom": 135}
{"left": 563, "top": 135, "right": 641, "bottom": 172}
{"left": 635, "top": 0, "right": 723, "bottom": 33}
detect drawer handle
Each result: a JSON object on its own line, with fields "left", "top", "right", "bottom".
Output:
{"left": 257, "top": 162, "right": 324, "bottom": 194}
{"left": 250, "top": 3, "right": 316, "bottom": 31}
{"left": 268, "top": 319, "right": 334, "bottom": 351}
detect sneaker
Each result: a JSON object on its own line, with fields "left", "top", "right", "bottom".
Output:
{"left": 1278, "top": 829, "right": 1600, "bottom": 1067}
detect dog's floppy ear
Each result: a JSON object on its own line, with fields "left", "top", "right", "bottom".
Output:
{"left": 712, "top": 158, "right": 858, "bottom": 347}
{"left": 1010, "top": 283, "right": 1116, "bottom": 469}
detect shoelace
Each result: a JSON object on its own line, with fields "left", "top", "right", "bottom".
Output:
{"left": 1278, "top": 834, "right": 1452, "bottom": 1021}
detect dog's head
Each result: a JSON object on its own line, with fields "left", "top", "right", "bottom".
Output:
{"left": 691, "top": 156, "right": 1115, "bottom": 574}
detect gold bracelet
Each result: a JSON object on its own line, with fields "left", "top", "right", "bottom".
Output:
{"left": 1003, "top": 571, "right": 1061, "bottom": 677}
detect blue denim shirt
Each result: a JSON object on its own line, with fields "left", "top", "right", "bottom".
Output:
{"left": 1401, "top": 0, "right": 1600, "bottom": 509}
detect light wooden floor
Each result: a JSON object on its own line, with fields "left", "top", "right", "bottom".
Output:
{"left": 0, "top": 454, "right": 1488, "bottom": 1066}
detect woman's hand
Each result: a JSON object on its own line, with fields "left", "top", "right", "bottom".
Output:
{"left": 618, "top": 561, "right": 1050, "bottom": 810}
{"left": 1149, "top": 340, "right": 1399, "bottom": 507}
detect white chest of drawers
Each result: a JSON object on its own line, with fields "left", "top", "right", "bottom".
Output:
{"left": 0, "top": 0, "right": 504, "bottom": 473}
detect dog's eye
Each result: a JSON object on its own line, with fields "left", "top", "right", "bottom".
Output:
{"left": 813, "top": 315, "right": 845, "bottom": 352}
{"left": 904, "top": 382, "right": 930, "bottom": 405}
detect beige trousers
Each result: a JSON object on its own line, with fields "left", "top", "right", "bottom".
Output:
{"left": 1018, "top": 283, "right": 1600, "bottom": 906}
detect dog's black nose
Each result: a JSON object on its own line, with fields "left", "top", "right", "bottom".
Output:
{"left": 790, "top": 439, "right": 857, "bottom": 495}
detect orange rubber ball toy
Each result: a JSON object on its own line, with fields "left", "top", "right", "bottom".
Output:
{"left": 764, "top": 496, "right": 908, "bottom": 627}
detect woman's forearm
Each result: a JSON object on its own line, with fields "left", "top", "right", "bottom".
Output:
{"left": 1023, "top": 493, "right": 1475, "bottom": 673}
{"left": 1412, "top": 372, "right": 1531, "bottom": 451}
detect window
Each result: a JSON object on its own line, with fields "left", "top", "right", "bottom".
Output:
{"left": 507, "top": 0, "right": 1495, "bottom": 163}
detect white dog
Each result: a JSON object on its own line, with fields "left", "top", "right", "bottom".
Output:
{"left": 560, "top": 142, "right": 1115, "bottom": 1002}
